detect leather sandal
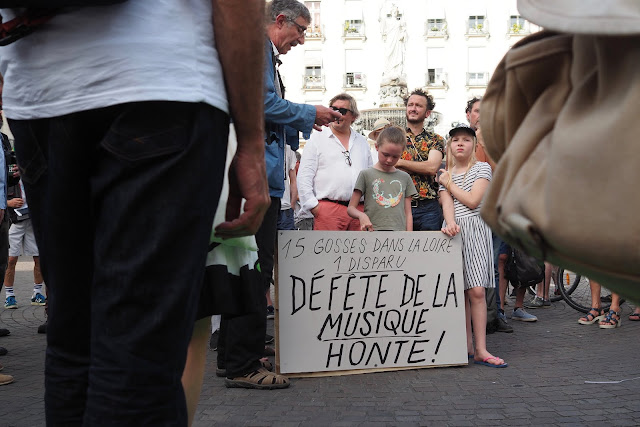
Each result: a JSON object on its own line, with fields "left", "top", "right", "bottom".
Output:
{"left": 224, "top": 367, "right": 290, "bottom": 390}
{"left": 578, "top": 308, "right": 605, "bottom": 325}
{"left": 599, "top": 310, "right": 621, "bottom": 329}
{"left": 216, "top": 358, "right": 273, "bottom": 378}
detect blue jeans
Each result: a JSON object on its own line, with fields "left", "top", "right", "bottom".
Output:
{"left": 277, "top": 208, "right": 295, "bottom": 230}
{"left": 412, "top": 198, "right": 443, "bottom": 231}
{"left": 10, "top": 102, "right": 228, "bottom": 426}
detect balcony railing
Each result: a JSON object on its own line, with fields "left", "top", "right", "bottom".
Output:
{"left": 507, "top": 19, "right": 531, "bottom": 36}
{"left": 465, "top": 19, "right": 490, "bottom": 39}
{"left": 425, "top": 71, "right": 449, "bottom": 89}
{"left": 343, "top": 20, "right": 366, "bottom": 39}
{"left": 466, "top": 72, "right": 490, "bottom": 87}
{"left": 344, "top": 72, "right": 366, "bottom": 89}
{"left": 302, "top": 74, "right": 325, "bottom": 90}
{"left": 305, "top": 24, "right": 324, "bottom": 40}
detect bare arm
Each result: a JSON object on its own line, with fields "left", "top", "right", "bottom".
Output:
{"left": 438, "top": 190, "right": 459, "bottom": 237}
{"left": 439, "top": 169, "right": 489, "bottom": 210}
{"left": 404, "top": 197, "right": 413, "bottom": 231}
{"left": 347, "top": 190, "right": 372, "bottom": 231}
{"left": 289, "top": 168, "right": 298, "bottom": 206}
{"left": 396, "top": 149, "right": 443, "bottom": 176}
{"left": 212, "top": 0, "right": 270, "bottom": 238}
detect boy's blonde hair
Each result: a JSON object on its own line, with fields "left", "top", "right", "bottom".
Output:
{"left": 376, "top": 126, "right": 406, "bottom": 149}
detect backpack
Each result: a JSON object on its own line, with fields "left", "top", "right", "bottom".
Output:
{"left": 1, "top": 133, "right": 20, "bottom": 188}
{"left": 0, "top": 1, "right": 127, "bottom": 45}
{"left": 504, "top": 247, "right": 544, "bottom": 289}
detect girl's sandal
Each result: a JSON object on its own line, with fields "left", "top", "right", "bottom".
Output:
{"left": 578, "top": 308, "right": 605, "bottom": 325}
{"left": 629, "top": 312, "right": 640, "bottom": 321}
{"left": 599, "top": 310, "right": 621, "bottom": 329}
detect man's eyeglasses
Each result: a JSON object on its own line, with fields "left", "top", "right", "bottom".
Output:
{"left": 331, "top": 106, "right": 352, "bottom": 115}
{"left": 342, "top": 150, "right": 352, "bottom": 167}
{"left": 287, "top": 18, "right": 307, "bottom": 37}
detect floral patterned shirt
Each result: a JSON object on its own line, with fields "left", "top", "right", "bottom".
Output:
{"left": 402, "top": 127, "right": 445, "bottom": 200}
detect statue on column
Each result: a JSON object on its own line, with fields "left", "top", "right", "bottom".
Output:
{"left": 380, "top": 1, "right": 407, "bottom": 81}
{"left": 378, "top": 1, "right": 408, "bottom": 107}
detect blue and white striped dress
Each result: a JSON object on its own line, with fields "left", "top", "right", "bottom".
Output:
{"left": 439, "top": 162, "right": 495, "bottom": 290}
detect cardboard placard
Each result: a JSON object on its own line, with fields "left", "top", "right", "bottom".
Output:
{"left": 276, "top": 231, "right": 468, "bottom": 376}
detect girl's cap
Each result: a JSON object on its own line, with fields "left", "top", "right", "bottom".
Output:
{"left": 449, "top": 123, "right": 476, "bottom": 137}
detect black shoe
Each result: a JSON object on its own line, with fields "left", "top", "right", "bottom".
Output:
{"left": 486, "top": 319, "right": 498, "bottom": 335}
{"left": 37, "top": 322, "right": 47, "bottom": 334}
{"left": 0, "top": 347, "right": 7, "bottom": 356}
{"left": 266, "top": 305, "right": 275, "bottom": 319}
{"left": 496, "top": 317, "right": 514, "bottom": 333}
{"left": 0, "top": 329, "right": 9, "bottom": 337}
{"left": 209, "top": 330, "right": 219, "bottom": 351}
{"left": 265, "top": 334, "right": 274, "bottom": 345}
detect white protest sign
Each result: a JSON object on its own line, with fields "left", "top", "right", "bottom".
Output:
{"left": 276, "top": 231, "right": 468, "bottom": 376}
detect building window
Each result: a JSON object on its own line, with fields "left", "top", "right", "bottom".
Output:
{"left": 428, "top": 18, "right": 445, "bottom": 32}
{"left": 303, "top": 66, "right": 324, "bottom": 90}
{"left": 466, "top": 72, "right": 489, "bottom": 86}
{"left": 344, "top": 19, "right": 365, "bottom": 36}
{"left": 468, "top": 15, "right": 485, "bottom": 31}
{"left": 425, "top": 18, "right": 448, "bottom": 38}
{"left": 344, "top": 49, "right": 366, "bottom": 89}
{"left": 304, "top": 1, "right": 323, "bottom": 38}
{"left": 343, "top": 0, "right": 365, "bottom": 39}
{"left": 508, "top": 15, "right": 529, "bottom": 35}
{"left": 344, "top": 72, "right": 366, "bottom": 88}
{"left": 467, "top": 47, "right": 489, "bottom": 87}
{"left": 425, "top": 47, "right": 447, "bottom": 89}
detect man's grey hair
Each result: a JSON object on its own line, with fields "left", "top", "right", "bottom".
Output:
{"left": 266, "top": 0, "right": 311, "bottom": 24}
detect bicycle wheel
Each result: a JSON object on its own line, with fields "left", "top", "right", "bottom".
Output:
{"left": 556, "top": 268, "right": 592, "bottom": 313}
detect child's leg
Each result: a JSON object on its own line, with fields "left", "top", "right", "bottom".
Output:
{"left": 464, "top": 291, "right": 473, "bottom": 355}
{"left": 468, "top": 286, "right": 505, "bottom": 365}
{"left": 467, "top": 287, "right": 487, "bottom": 355}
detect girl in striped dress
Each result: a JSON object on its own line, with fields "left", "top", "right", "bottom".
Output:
{"left": 438, "top": 124, "right": 507, "bottom": 368}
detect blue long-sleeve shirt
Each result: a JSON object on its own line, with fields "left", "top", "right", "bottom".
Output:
{"left": 263, "top": 39, "right": 315, "bottom": 198}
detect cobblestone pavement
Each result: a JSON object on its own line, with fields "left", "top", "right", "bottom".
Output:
{"left": 1, "top": 257, "right": 639, "bottom": 426}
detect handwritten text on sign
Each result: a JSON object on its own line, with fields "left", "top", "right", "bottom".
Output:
{"left": 277, "top": 231, "right": 467, "bottom": 375}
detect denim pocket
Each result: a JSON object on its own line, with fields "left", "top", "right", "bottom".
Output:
{"left": 101, "top": 102, "right": 194, "bottom": 162}
{"left": 9, "top": 120, "right": 48, "bottom": 186}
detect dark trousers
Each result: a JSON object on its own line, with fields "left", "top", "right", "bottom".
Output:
{"left": 412, "top": 198, "right": 444, "bottom": 231}
{"left": 0, "top": 215, "right": 9, "bottom": 294}
{"left": 255, "top": 196, "right": 281, "bottom": 290}
{"left": 217, "top": 310, "right": 265, "bottom": 378}
{"left": 10, "top": 102, "right": 228, "bottom": 426}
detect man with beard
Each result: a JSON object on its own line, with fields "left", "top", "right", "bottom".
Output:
{"left": 395, "top": 89, "right": 446, "bottom": 231}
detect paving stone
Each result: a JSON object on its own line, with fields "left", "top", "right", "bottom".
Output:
{"left": 2, "top": 257, "right": 640, "bottom": 425}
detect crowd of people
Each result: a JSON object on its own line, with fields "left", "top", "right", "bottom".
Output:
{"left": 0, "top": 0, "right": 637, "bottom": 426}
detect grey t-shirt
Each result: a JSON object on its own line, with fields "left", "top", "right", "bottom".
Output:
{"left": 354, "top": 167, "right": 417, "bottom": 231}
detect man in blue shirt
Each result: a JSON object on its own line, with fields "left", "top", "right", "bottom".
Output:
{"left": 217, "top": 0, "right": 340, "bottom": 389}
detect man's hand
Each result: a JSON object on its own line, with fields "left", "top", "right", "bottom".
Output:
{"left": 315, "top": 105, "right": 341, "bottom": 127}
{"left": 310, "top": 204, "right": 320, "bottom": 217}
{"left": 215, "top": 144, "right": 270, "bottom": 239}
{"left": 7, "top": 198, "right": 23, "bottom": 208}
